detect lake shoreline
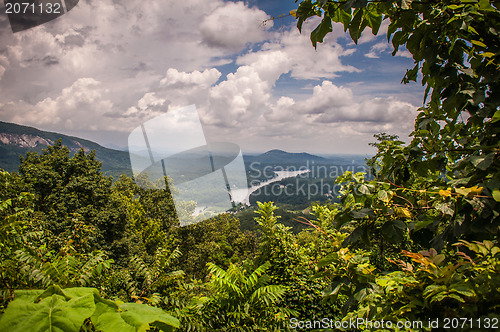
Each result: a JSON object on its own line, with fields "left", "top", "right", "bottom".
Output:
{"left": 232, "top": 169, "right": 311, "bottom": 206}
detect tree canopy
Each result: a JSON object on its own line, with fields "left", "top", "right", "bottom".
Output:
{"left": 294, "top": 0, "right": 499, "bottom": 249}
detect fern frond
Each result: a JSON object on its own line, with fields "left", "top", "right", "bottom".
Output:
{"left": 249, "top": 285, "right": 286, "bottom": 305}
{"left": 164, "top": 270, "right": 185, "bottom": 279}
{"left": 76, "top": 251, "right": 113, "bottom": 286}
{"left": 225, "top": 264, "right": 244, "bottom": 285}
{"left": 129, "top": 255, "right": 153, "bottom": 285}
{"left": 212, "top": 277, "right": 243, "bottom": 298}
{"left": 47, "top": 254, "right": 80, "bottom": 287}
{"left": 207, "top": 263, "right": 243, "bottom": 297}
{"left": 14, "top": 248, "right": 53, "bottom": 287}
{"left": 153, "top": 247, "right": 180, "bottom": 270}
{"left": 243, "top": 261, "right": 270, "bottom": 293}
{"left": 206, "top": 262, "right": 227, "bottom": 280}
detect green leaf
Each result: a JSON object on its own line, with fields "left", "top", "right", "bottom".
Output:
{"left": 445, "top": 293, "right": 466, "bottom": 303}
{"left": 451, "top": 284, "right": 475, "bottom": 298}
{"left": 489, "top": 110, "right": 500, "bottom": 123}
{"left": 351, "top": 208, "right": 374, "bottom": 219}
{"left": 317, "top": 253, "right": 338, "bottom": 268}
{"left": 435, "top": 202, "right": 455, "bottom": 216}
{"left": 0, "top": 287, "right": 96, "bottom": 332}
{"left": 415, "top": 214, "right": 438, "bottom": 231}
{"left": 358, "top": 184, "right": 371, "bottom": 195}
{"left": 493, "top": 189, "right": 500, "bottom": 202}
{"left": 391, "top": 30, "right": 406, "bottom": 55}
{"left": 92, "top": 303, "right": 136, "bottom": 332}
{"left": 343, "top": 225, "right": 366, "bottom": 245}
{"left": 296, "top": 0, "right": 315, "bottom": 32}
{"left": 482, "top": 52, "right": 495, "bottom": 58}
{"left": 331, "top": 7, "right": 352, "bottom": 32}
{"left": 432, "top": 254, "right": 445, "bottom": 265}
{"left": 377, "top": 190, "right": 389, "bottom": 202}
{"left": 94, "top": 302, "right": 179, "bottom": 332}
{"left": 364, "top": 6, "right": 382, "bottom": 35}
{"left": 424, "top": 284, "right": 446, "bottom": 299}
{"left": 381, "top": 220, "right": 406, "bottom": 244}
{"left": 479, "top": 0, "right": 492, "bottom": 10}
{"left": 342, "top": 0, "right": 368, "bottom": 10}
{"left": 311, "top": 16, "right": 333, "bottom": 48}
{"left": 349, "top": 8, "right": 364, "bottom": 43}
{"left": 403, "top": 64, "right": 419, "bottom": 83}
{"left": 395, "top": 207, "right": 412, "bottom": 219}
{"left": 471, "top": 152, "right": 495, "bottom": 171}
{"left": 471, "top": 40, "right": 487, "bottom": 48}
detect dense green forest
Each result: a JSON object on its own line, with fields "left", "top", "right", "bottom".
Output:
{"left": 0, "top": 121, "right": 132, "bottom": 178}
{"left": 1, "top": 0, "right": 500, "bottom": 331}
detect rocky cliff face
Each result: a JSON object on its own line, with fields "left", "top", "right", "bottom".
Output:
{"left": 0, "top": 133, "right": 90, "bottom": 152}
{"left": 0, "top": 133, "right": 54, "bottom": 148}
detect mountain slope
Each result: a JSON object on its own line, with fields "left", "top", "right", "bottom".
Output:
{"left": 244, "top": 149, "right": 327, "bottom": 165}
{"left": 0, "top": 121, "right": 131, "bottom": 177}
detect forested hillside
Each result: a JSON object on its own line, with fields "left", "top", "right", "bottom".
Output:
{"left": 0, "top": 121, "right": 132, "bottom": 177}
{"left": 1, "top": 1, "right": 499, "bottom": 331}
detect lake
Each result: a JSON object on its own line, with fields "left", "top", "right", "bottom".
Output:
{"left": 231, "top": 169, "right": 311, "bottom": 205}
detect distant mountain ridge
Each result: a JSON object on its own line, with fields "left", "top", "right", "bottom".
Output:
{"left": 262, "top": 149, "right": 326, "bottom": 161}
{"left": 244, "top": 148, "right": 327, "bottom": 165}
{"left": 0, "top": 121, "right": 367, "bottom": 178}
{"left": 0, "top": 121, "right": 132, "bottom": 177}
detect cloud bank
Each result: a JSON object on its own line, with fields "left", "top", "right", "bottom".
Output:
{"left": 0, "top": 0, "right": 418, "bottom": 153}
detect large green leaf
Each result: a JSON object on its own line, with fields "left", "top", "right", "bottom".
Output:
{"left": 0, "top": 287, "right": 96, "bottom": 332}
{"left": 0, "top": 286, "right": 179, "bottom": 332}
{"left": 93, "top": 302, "right": 180, "bottom": 332}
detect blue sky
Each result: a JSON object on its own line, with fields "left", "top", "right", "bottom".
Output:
{"left": 0, "top": 0, "right": 424, "bottom": 154}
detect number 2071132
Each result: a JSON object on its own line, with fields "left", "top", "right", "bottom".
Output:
{"left": 5, "top": 2, "right": 62, "bottom": 14}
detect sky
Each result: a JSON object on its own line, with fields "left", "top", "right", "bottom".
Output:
{"left": 0, "top": 0, "right": 425, "bottom": 155}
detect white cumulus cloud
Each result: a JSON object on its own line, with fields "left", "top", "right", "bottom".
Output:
{"left": 200, "top": 1, "right": 272, "bottom": 51}
{"left": 160, "top": 68, "right": 221, "bottom": 88}
{"left": 238, "top": 21, "right": 359, "bottom": 80}
{"left": 7, "top": 78, "right": 116, "bottom": 131}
